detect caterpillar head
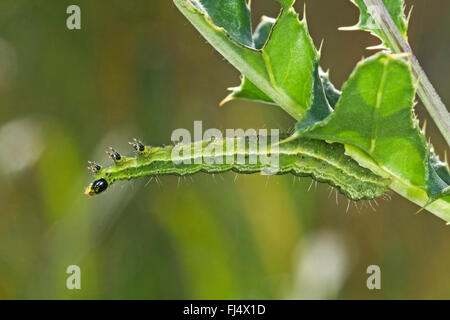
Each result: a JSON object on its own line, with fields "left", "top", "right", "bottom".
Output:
{"left": 85, "top": 178, "right": 108, "bottom": 196}
{"left": 85, "top": 142, "right": 144, "bottom": 196}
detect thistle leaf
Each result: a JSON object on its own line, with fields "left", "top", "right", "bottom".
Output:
{"left": 343, "top": 0, "right": 409, "bottom": 47}
{"left": 296, "top": 53, "right": 450, "bottom": 219}
{"left": 191, "top": 0, "right": 254, "bottom": 47}
{"left": 222, "top": 15, "right": 340, "bottom": 110}
{"left": 174, "top": 0, "right": 319, "bottom": 119}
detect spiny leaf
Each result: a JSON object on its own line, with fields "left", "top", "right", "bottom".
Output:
{"left": 277, "top": 0, "right": 295, "bottom": 9}
{"left": 319, "top": 69, "right": 341, "bottom": 108}
{"left": 222, "top": 67, "right": 341, "bottom": 109}
{"left": 342, "top": 0, "right": 409, "bottom": 48}
{"left": 260, "top": 6, "right": 318, "bottom": 113}
{"left": 427, "top": 147, "right": 450, "bottom": 201}
{"left": 174, "top": 0, "right": 319, "bottom": 119}
{"left": 220, "top": 16, "right": 278, "bottom": 106}
{"left": 192, "top": 0, "right": 254, "bottom": 47}
{"left": 221, "top": 76, "right": 276, "bottom": 106}
{"left": 295, "top": 53, "right": 450, "bottom": 216}
{"left": 253, "top": 15, "right": 275, "bottom": 49}
{"left": 222, "top": 15, "right": 340, "bottom": 110}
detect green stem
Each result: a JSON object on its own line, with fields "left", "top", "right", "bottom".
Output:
{"left": 363, "top": 0, "right": 450, "bottom": 147}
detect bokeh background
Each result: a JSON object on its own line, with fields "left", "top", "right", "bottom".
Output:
{"left": 0, "top": 0, "right": 449, "bottom": 299}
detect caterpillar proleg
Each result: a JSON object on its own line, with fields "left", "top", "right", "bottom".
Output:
{"left": 85, "top": 136, "right": 390, "bottom": 201}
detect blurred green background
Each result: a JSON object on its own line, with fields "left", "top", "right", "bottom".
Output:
{"left": 0, "top": 0, "right": 449, "bottom": 299}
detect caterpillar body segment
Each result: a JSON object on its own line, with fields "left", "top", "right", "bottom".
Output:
{"left": 85, "top": 136, "right": 390, "bottom": 201}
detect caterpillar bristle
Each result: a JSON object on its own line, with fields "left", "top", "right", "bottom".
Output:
{"left": 87, "top": 161, "right": 102, "bottom": 173}
{"left": 106, "top": 147, "right": 121, "bottom": 162}
{"left": 129, "top": 138, "right": 145, "bottom": 152}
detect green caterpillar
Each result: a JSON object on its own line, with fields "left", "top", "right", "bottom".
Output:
{"left": 85, "top": 135, "right": 390, "bottom": 201}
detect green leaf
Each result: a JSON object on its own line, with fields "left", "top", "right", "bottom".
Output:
{"left": 221, "top": 15, "right": 341, "bottom": 109}
{"left": 277, "top": 0, "right": 295, "bottom": 9}
{"left": 220, "top": 16, "right": 279, "bottom": 107}
{"left": 427, "top": 149, "right": 450, "bottom": 201}
{"left": 295, "top": 63, "right": 333, "bottom": 133}
{"left": 319, "top": 69, "right": 341, "bottom": 108}
{"left": 220, "top": 16, "right": 277, "bottom": 106}
{"left": 260, "top": 6, "right": 318, "bottom": 114}
{"left": 344, "top": 0, "right": 408, "bottom": 47}
{"left": 173, "top": 0, "right": 319, "bottom": 120}
{"left": 192, "top": 0, "right": 254, "bottom": 47}
{"left": 299, "top": 54, "right": 422, "bottom": 185}
{"left": 253, "top": 15, "right": 276, "bottom": 50}
{"left": 296, "top": 53, "right": 450, "bottom": 220}
{"left": 221, "top": 76, "right": 276, "bottom": 106}
{"left": 222, "top": 67, "right": 341, "bottom": 109}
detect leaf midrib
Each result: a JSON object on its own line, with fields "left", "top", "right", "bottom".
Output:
{"left": 369, "top": 58, "right": 389, "bottom": 154}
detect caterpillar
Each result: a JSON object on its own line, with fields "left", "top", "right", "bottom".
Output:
{"left": 84, "top": 135, "right": 391, "bottom": 201}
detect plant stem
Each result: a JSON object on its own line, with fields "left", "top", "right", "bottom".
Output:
{"left": 363, "top": 0, "right": 450, "bottom": 147}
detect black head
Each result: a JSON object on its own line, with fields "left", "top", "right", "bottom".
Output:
{"left": 85, "top": 178, "right": 108, "bottom": 196}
